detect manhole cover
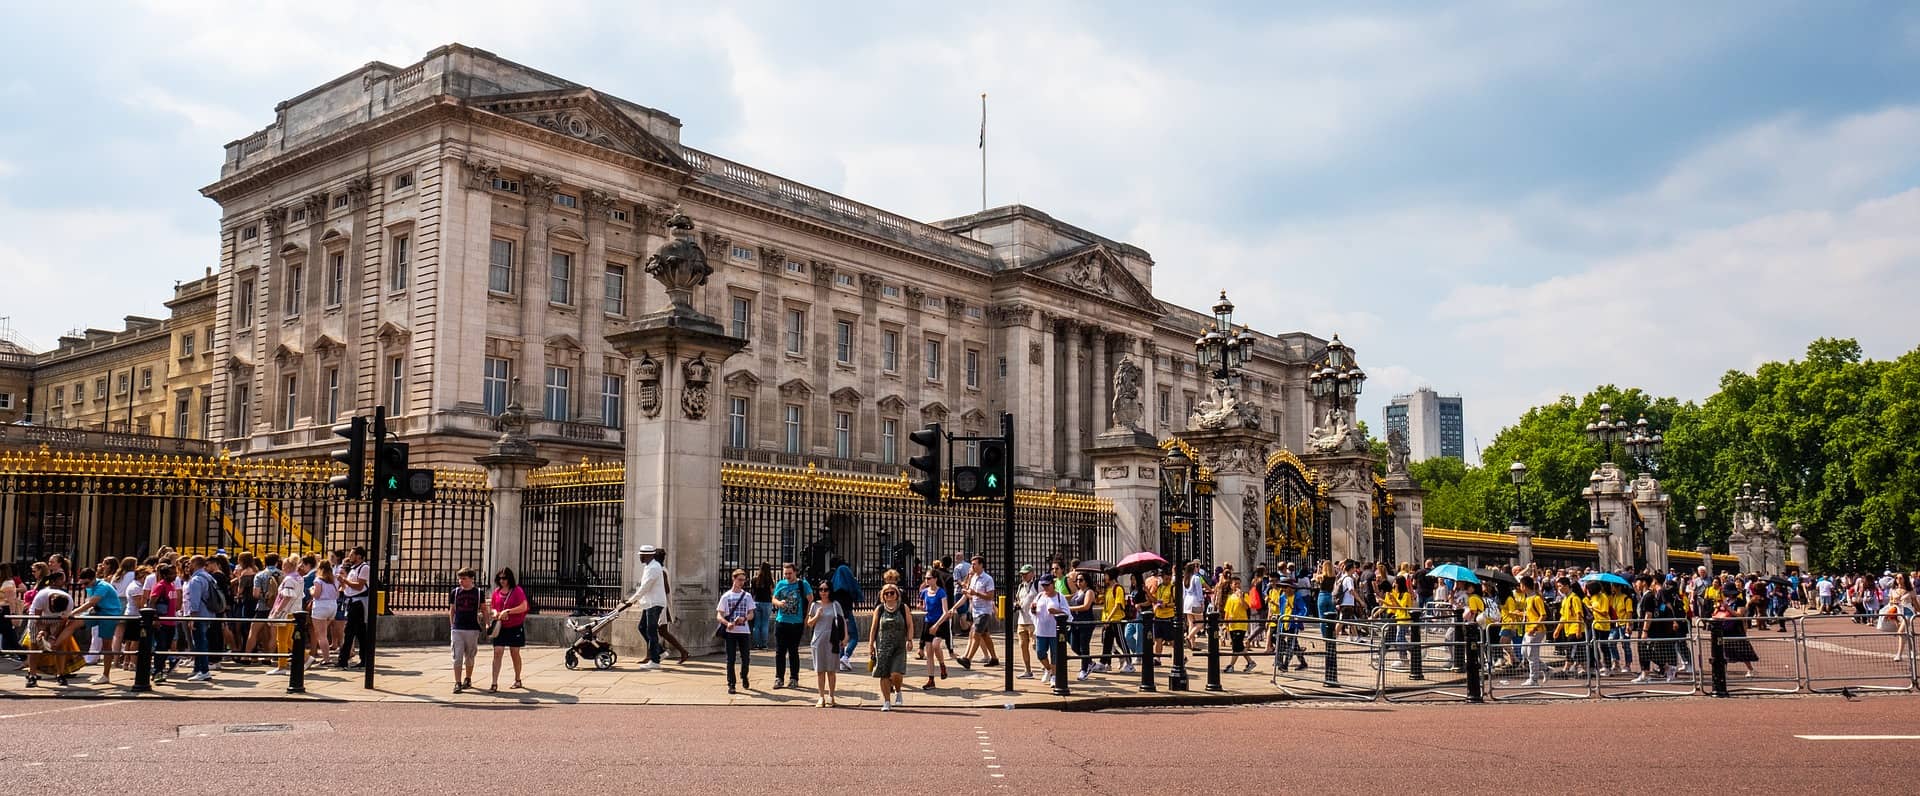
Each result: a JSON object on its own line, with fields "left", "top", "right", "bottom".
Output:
{"left": 227, "top": 723, "right": 294, "bottom": 734}
{"left": 178, "top": 721, "right": 332, "bottom": 738}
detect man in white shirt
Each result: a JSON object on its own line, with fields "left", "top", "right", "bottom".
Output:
{"left": 630, "top": 545, "right": 669, "bottom": 669}
{"left": 336, "top": 547, "right": 371, "bottom": 668}
{"left": 1014, "top": 565, "right": 1040, "bottom": 678}
{"left": 956, "top": 555, "right": 998, "bottom": 669}
{"left": 1028, "top": 577, "right": 1070, "bottom": 686}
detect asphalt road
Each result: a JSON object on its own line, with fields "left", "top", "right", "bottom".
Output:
{"left": 2, "top": 694, "right": 1916, "bottom": 792}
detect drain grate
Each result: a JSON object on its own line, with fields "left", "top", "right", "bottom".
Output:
{"left": 227, "top": 723, "right": 294, "bottom": 734}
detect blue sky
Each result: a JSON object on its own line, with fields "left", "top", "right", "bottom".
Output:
{"left": 3, "top": 1, "right": 1918, "bottom": 457}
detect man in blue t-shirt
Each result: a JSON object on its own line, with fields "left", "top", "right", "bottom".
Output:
{"left": 770, "top": 562, "right": 809, "bottom": 689}
{"left": 75, "top": 569, "right": 125, "bottom": 683}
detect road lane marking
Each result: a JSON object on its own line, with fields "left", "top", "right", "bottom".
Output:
{"left": 0, "top": 701, "right": 128, "bottom": 720}
{"left": 1795, "top": 735, "right": 1920, "bottom": 740}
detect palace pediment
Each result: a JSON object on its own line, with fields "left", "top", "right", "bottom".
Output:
{"left": 1016, "top": 243, "right": 1158, "bottom": 309}
{"left": 477, "top": 90, "right": 688, "bottom": 169}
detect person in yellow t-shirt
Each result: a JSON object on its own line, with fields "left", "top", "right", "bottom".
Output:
{"left": 1586, "top": 581, "right": 1615, "bottom": 675}
{"left": 1147, "top": 571, "right": 1177, "bottom": 658}
{"left": 1610, "top": 587, "right": 1635, "bottom": 673}
{"left": 1220, "top": 576, "right": 1255, "bottom": 672}
{"left": 1382, "top": 577, "right": 1415, "bottom": 669}
{"left": 1497, "top": 588, "right": 1524, "bottom": 669}
{"left": 1517, "top": 576, "right": 1548, "bottom": 685}
{"left": 1100, "top": 578, "right": 1130, "bottom": 673}
{"left": 1555, "top": 578, "right": 1591, "bottom": 676}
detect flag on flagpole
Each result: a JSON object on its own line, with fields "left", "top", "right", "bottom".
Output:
{"left": 979, "top": 93, "right": 986, "bottom": 149}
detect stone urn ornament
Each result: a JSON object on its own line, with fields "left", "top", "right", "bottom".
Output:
{"left": 643, "top": 205, "right": 713, "bottom": 313}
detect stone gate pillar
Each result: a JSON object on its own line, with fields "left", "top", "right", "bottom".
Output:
{"left": 474, "top": 396, "right": 548, "bottom": 580}
{"left": 1382, "top": 470, "right": 1426, "bottom": 566}
{"left": 1301, "top": 453, "right": 1376, "bottom": 564}
{"left": 606, "top": 209, "right": 748, "bottom": 654}
{"left": 1180, "top": 427, "right": 1274, "bottom": 575}
{"left": 1584, "top": 463, "right": 1632, "bottom": 570}
{"left": 1630, "top": 472, "right": 1669, "bottom": 573}
{"left": 1788, "top": 524, "right": 1809, "bottom": 571}
{"left": 1090, "top": 353, "right": 1160, "bottom": 556}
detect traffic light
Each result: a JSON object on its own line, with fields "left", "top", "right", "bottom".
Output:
{"left": 375, "top": 440, "right": 409, "bottom": 499}
{"left": 328, "top": 417, "right": 367, "bottom": 498}
{"left": 907, "top": 423, "right": 943, "bottom": 505}
{"left": 953, "top": 439, "right": 1008, "bottom": 499}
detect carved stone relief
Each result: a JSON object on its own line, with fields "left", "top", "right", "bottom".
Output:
{"left": 635, "top": 355, "right": 662, "bottom": 418}
{"left": 681, "top": 354, "right": 712, "bottom": 420}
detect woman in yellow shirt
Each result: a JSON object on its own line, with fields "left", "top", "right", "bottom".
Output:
{"left": 1100, "top": 577, "right": 1129, "bottom": 673}
{"left": 1382, "top": 577, "right": 1414, "bottom": 669}
{"left": 1555, "top": 578, "right": 1591, "bottom": 677}
{"left": 1587, "top": 583, "right": 1616, "bottom": 675}
{"left": 1220, "top": 576, "right": 1255, "bottom": 672}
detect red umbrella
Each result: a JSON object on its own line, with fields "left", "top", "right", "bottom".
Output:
{"left": 1114, "top": 551, "right": 1169, "bottom": 575}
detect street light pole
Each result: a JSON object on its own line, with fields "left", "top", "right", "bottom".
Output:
{"left": 1584, "top": 403, "right": 1630, "bottom": 465}
{"left": 1160, "top": 445, "right": 1194, "bottom": 692}
{"left": 1508, "top": 461, "right": 1528, "bottom": 527}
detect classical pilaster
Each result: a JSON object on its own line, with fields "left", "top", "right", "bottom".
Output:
{"left": 1138, "top": 337, "right": 1159, "bottom": 433}
{"left": 809, "top": 261, "right": 835, "bottom": 454}
{"left": 1062, "top": 320, "right": 1084, "bottom": 480}
{"left": 519, "top": 174, "right": 556, "bottom": 411}
{"left": 1090, "top": 328, "right": 1110, "bottom": 435}
{"left": 577, "top": 189, "right": 618, "bottom": 424}
{"left": 904, "top": 285, "right": 926, "bottom": 440}
{"left": 1037, "top": 311, "right": 1059, "bottom": 478}
{"left": 255, "top": 205, "right": 286, "bottom": 438}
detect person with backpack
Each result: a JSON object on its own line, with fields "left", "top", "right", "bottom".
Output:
{"left": 806, "top": 580, "right": 844, "bottom": 707}
{"left": 183, "top": 555, "right": 226, "bottom": 683}
{"left": 1516, "top": 575, "right": 1549, "bottom": 687}
{"left": 1631, "top": 575, "right": 1680, "bottom": 684}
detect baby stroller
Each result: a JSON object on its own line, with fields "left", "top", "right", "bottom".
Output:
{"left": 563, "top": 593, "right": 635, "bottom": 670}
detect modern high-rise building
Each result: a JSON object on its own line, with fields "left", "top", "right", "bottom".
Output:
{"left": 1383, "top": 388, "right": 1463, "bottom": 462}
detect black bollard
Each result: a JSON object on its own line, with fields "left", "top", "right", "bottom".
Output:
{"left": 1708, "top": 618, "right": 1728, "bottom": 698}
{"left": 289, "top": 611, "right": 309, "bottom": 694}
{"left": 1465, "top": 626, "right": 1484, "bottom": 703}
{"left": 1321, "top": 616, "right": 1339, "bottom": 687}
{"left": 1408, "top": 618, "right": 1425, "bottom": 681}
{"left": 132, "top": 608, "right": 157, "bottom": 693}
{"left": 1205, "top": 610, "right": 1223, "bottom": 692}
{"left": 1138, "top": 618, "right": 1156, "bottom": 692}
{"left": 1051, "top": 623, "right": 1071, "bottom": 697}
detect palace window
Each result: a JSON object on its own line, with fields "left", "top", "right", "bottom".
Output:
{"left": 489, "top": 239, "right": 515, "bottom": 294}
{"left": 386, "top": 355, "right": 406, "bottom": 414}
{"left": 325, "top": 366, "right": 341, "bottom": 422}
{"left": 783, "top": 404, "right": 803, "bottom": 454}
{"left": 727, "top": 397, "right": 749, "bottom": 448}
{"left": 785, "top": 308, "right": 806, "bottom": 356}
{"left": 835, "top": 320, "right": 854, "bottom": 364}
{"left": 550, "top": 252, "right": 573, "bottom": 305}
{"left": 483, "top": 358, "right": 511, "bottom": 417}
{"left": 601, "top": 374, "right": 623, "bottom": 429}
{"left": 554, "top": 193, "right": 577, "bottom": 209}
{"left": 238, "top": 279, "right": 255, "bottom": 326}
{"left": 180, "top": 333, "right": 195, "bottom": 357}
{"left": 731, "top": 246, "right": 753, "bottom": 261}
{"left": 882, "top": 330, "right": 899, "bottom": 372}
{"left": 491, "top": 177, "right": 519, "bottom": 193}
{"left": 924, "top": 338, "right": 942, "bottom": 382}
{"left": 240, "top": 225, "right": 258, "bottom": 241}
{"left": 393, "top": 172, "right": 414, "bottom": 190}
{"left": 730, "top": 297, "right": 752, "bottom": 340}
{"left": 965, "top": 349, "right": 980, "bottom": 389}
{"left": 835, "top": 273, "right": 855, "bottom": 288}
{"left": 280, "top": 374, "right": 298, "bottom": 430}
{"left": 881, "top": 419, "right": 898, "bottom": 465}
{"left": 834, "top": 412, "right": 852, "bottom": 459}
{"left": 604, "top": 264, "right": 626, "bottom": 316}
{"left": 325, "top": 252, "right": 346, "bottom": 306}
{"left": 543, "top": 365, "right": 571, "bottom": 422}
{"left": 388, "top": 234, "right": 410, "bottom": 291}
{"left": 284, "top": 264, "right": 303, "bottom": 315}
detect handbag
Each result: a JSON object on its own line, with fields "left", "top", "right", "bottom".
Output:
{"left": 716, "top": 592, "right": 746, "bottom": 640}
{"left": 484, "top": 619, "right": 502, "bottom": 640}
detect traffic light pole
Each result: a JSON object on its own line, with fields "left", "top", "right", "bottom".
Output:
{"left": 999, "top": 411, "right": 1015, "bottom": 696}
{"left": 364, "top": 405, "right": 384, "bottom": 690}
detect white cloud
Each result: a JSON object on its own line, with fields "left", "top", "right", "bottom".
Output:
{"left": 0, "top": 202, "right": 209, "bottom": 350}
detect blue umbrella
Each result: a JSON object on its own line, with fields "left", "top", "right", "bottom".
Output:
{"left": 1428, "top": 563, "right": 1480, "bottom": 584}
{"left": 1581, "top": 572, "right": 1631, "bottom": 588}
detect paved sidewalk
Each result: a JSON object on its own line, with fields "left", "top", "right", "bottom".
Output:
{"left": 1, "top": 646, "right": 1311, "bottom": 710}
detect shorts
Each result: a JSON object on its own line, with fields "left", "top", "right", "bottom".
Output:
{"left": 491, "top": 624, "right": 526, "bottom": 648}
{"left": 1017, "top": 624, "right": 1034, "bottom": 641}
{"left": 311, "top": 601, "right": 338, "bottom": 620}
{"left": 970, "top": 614, "right": 999, "bottom": 635}
{"left": 1153, "top": 617, "right": 1177, "bottom": 642}
{"left": 920, "top": 621, "right": 952, "bottom": 645}
{"left": 450, "top": 629, "right": 480, "bottom": 667}
{"left": 88, "top": 618, "right": 123, "bottom": 639}
{"left": 1035, "top": 634, "right": 1058, "bottom": 663}
{"left": 1230, "top": 630, "right": 1247, "bottom": 654}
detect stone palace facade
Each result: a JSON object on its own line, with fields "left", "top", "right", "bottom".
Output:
{"left": 201, "top": 44, "right": 1338, "bottom": 485}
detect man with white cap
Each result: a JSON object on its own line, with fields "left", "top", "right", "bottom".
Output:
{"left": 630, "top": 545, "right": 669, "bottom": 669}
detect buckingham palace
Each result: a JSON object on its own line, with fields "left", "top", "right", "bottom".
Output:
{"left": 199, "top": 43, "right": 1340, "bottom": 490}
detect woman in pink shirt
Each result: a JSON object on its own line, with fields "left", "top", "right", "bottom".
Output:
{"left": 488, "top": 567, "right": 529, "bottom": 692}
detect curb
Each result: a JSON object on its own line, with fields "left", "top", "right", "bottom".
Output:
{"left": 1020, "top": 690, "right": 1298, "bottom": 711}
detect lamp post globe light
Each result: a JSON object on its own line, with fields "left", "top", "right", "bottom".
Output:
{"left": 1195, "top": 292, "right": 1257, "bottom": 382}
{"left": 1584, "top": 403, "right": 1631, "bottom": 465}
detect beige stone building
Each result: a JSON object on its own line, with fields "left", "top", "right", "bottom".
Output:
{"left": 202, "top": 44, "right": 1336, "bottom": 479}
{"left": 14, "top": 275, "right": 217, "bottom": 440}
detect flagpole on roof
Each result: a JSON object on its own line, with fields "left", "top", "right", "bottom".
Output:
{"left": 979, "top": 92, "right": 987, "bottom": 212}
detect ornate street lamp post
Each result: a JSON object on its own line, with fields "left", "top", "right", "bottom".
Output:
{"left": 1195, "top": 292, "right": 1257, "bottom": 382}
{"left": 1508, "top": 461, "right": 1528, "bottom": 527}
{"left": 1584, "top": 403, "right": 1631, "bottom": 465}
{"left": 1307, "top": 334, "right": 1367, "bottom": 423}
{"left": 1622, "top": 415, "right": 1664, "bottom": 474}
{"left": 1159, "top": 445, "right": 1196, "bottom": 691}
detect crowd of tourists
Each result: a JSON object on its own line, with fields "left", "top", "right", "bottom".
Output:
{"left": 0, "top": 547, "right": 374, "bottom": 688}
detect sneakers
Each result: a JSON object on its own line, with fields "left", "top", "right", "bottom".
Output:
{"left": 1597, "top": 668, "right": 1612, "bottom": 677}
{"left": 89, "top": 674, "right": 110, "bottom": 685}
{"left": 892, "top": 692, "right": 903, "bottom": 706}
{"left": 1664, "top": 669, "right": 1678, "bottom": 683}
{"left": 1521, "top": 678, "right": 1538, "bottom": 687}
{"left": 1121, "top": 661, "right": 1136, "bottom": 673}
{"left": 880, "top": 702, "right": 892, "bottom": 712}
{"left": 1242, "top": 661, "right": 1258, "bottom": 673}
{"left": 638, "top": 661, "right": 660, "bottom": 671}
{"left": 838, "top": 659, "right": 852, "bottom": 672}
{"left": 773, "top": 677, "right": 785, "bottom": 689}
{"left": 956, "top": 658, "right": 972, "bottom": 671}
{"left": 187, "top": 672, "right": 211, "bottom": 682}
{"left": 1630, "top": 673, "right": 1651, "bottom": 684}
{"left": 815, "top": 697, "right": 826, "bottom": 708}
{"left": 268, "top": 668, "right": 287, "bottom": 676}
{"left": 1076, "top": 670, "right": 1090, "bottom": 682}
{"left": 1017, "top": 671, "right": 1035, "bottom": 680}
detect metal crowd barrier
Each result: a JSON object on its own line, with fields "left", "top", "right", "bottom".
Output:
{"left": 1699, "top": 614, "right": 1803, "bottom": 695}
{"left": 3, "top": 608, "right": 311, "bottom": 694}
{"left": 1799, "top": 613, "right": 1918, "bottom": 694}
{"left": 1487, "top": 619, "right": 1600, "bottom": 701}
{"left": 1268, "top": 616, "right": 1385, "bottom": 701}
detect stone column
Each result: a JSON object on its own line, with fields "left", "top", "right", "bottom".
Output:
{"left": 1590, "top": 523, "right": 1616, "bottom": 571}
{"left": 1630, "top": 472, "right": 1669, "bottom": 573}
{"left": 1585, "top": 464, "right": 1632, "bottom": 569}
{"left": 1062, "top": 321, "right": 1083, "bottom": 480}
{"left": 1696, "top": 544, "right": 1716, "bottom": 574}
{"left": 1384, "top": 471, "right": 1427, "bottom": 565}
{"left": 606, "top": 210, "right": 748, "bottom": 654}
{"left": 577, "top": 190, "right": 617, "bottom": 424}
{"left": 1301, "top": 452, "right": 1376, "bottom": 565}
{"left": 1090, "top": 328, "right": 1110, "bottom": 434}
{"left": 475, "top": 409, "right": 548, "bottom": 580}
{"left": 1511, "top": 523, "right": 1535, "bottom": 568}
{"left": 1036, "top": 312, "right": 1059, "bottom": 477}
{"left": 1182, "top": 426, "right": 1276, "bottom": 575}
{"left": 519, "top": 174, "right": 556, "bottom": 413}
{"left": 1138, "top": 338, "right": 1159, "bottom": 433}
